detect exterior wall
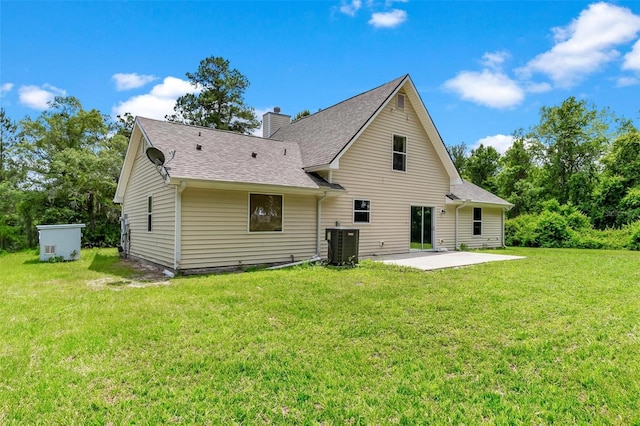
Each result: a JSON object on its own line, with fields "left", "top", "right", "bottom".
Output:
{"left": 180, "top": 187, "right": 318, "bottom": 270}
{"left": 321, "top": 92, "right": 457, "bottom": 258}
{"left": 457, "top": 206, "right": 504, "bottom": 249}
{"left": 121, "top": 141, "right": 175, "bottom": 268}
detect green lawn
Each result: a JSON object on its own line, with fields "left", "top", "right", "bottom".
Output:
{"left": 1, "top": 248, "right": 639, "bottom": 424}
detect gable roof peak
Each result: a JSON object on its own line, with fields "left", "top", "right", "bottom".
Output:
{"left": 271, "top": 75, "right": 410, "bottom": 168}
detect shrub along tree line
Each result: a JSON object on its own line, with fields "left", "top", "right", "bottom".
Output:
{"left": 448, "top": 96, "right": 640, "bottom": 250}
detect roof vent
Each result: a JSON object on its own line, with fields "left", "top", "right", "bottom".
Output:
{"left": 274, "top": 106, "right": 281, "bottom": 113}
{"left": 196, "top": 144, "right": 202, "bottom": 151}
{"left": 251, "top": 152, "right": 257, "bottom": 158}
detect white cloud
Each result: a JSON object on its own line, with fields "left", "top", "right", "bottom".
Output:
{"left": 480, "top": 51, "right": 510, "bottom": 70}
{"left": 517, "top": 2, "right": 640, "bottom": 87}
{"left": 616, "top": 76, "right": 639, "bottom": 87}
{"left": 1, "top": 83, "right": 13, "bottom": 96}
{"left": 444, "top": 70, "right": 524, "bottom": 109}
{"left": 473, "top": 134, "right": 514, "bottom": 154}
{"left": 18, "top": 84, "right": 66, "bottom": 110}
{"left": 339, "top": 0, "right": 362, "bottom": 16}
{"left": 368, "top": 9, "right": 407, "bottom": 28}
{"left": 112, "top": 76, "right": 198, "bottom": 119}
{"left": 623, "top": 38, "right": 640, "bottom": 72}
{"left": 523, "top": 81, "right": 552, "bottom": 93}
{"left": 112, "top": 73, "right": 158, "bottom": 91}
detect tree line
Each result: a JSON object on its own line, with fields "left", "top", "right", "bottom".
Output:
{"left": 449, "top": 96, "right": 640, "bottom": 248}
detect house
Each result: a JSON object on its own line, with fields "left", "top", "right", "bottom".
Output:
{"left": 114, "top": 74, "right": 512, "bottom": 273}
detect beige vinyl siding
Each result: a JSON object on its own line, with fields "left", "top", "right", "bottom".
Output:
{"left": 180, "top": 187, "right": 317, "bottom": 269}
{"left": 457, "top": 206, "right": 504, "bottom": 248}
{"left": 121, "top": 143, "right": 175, "bottom": 268}
{"left": 322, "top": 92, "right": 456, "bottom": 257}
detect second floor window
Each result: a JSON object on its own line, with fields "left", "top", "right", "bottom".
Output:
{"left": 392, "top": 135, "right": 407, "bottom": 172}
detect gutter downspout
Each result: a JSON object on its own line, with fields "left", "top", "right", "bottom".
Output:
{"left": 455, "top": 200, "right": 470, "bottom": 250}
{"left": 502, "top": 208, "right": 507, "bottom": 248}
{"left": 316, "top": 191, "right": 329, "bottom": 257}
{"left": 174, "top": 181, "right": 187, "bottom": 271}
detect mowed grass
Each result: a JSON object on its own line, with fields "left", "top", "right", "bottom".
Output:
{"left": 1, "top": 248, "right": 639, "bottom": 424}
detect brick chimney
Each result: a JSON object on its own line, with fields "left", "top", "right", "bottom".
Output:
{"left": 262, "top": 107, "right": 291, "bottom": 138}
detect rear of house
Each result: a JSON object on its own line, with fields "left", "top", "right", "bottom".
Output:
{"left": 114, "top": 74, "right": 511, "bottom": 273}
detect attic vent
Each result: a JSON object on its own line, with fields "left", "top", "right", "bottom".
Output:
{"left": 397, "top": 94, "right": 405, "bottom": 110}
{"left": 196, "top": 144, "right": 202, "bottom": 151}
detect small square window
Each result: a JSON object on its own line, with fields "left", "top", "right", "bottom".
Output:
{"left": 44, "top": 245, "right": 56, "bottom": 255}
{"left": 354, "top": 199, "right": 370, "bottom": 223}
{"left": 250, "top": 194, "right": 283, "bottom": 232}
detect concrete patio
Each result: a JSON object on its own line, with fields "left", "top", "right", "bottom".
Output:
{"left": 370, "top": 251, "right": 525, "bottom": 271}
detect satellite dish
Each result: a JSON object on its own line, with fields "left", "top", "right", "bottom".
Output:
{"left": 146, "top": 147, "right": 165, "bottom": 166}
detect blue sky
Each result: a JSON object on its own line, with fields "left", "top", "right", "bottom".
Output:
{"left": 2, "top": 1, "right": 640, "bottom": 153}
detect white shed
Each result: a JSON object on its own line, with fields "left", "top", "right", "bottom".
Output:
{"left": 36, "top": 224, "right": 86, "bottom": 261}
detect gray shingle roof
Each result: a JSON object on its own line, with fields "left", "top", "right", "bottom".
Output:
{"left": 271, "top": 75, "right": 407, "bottom": 168}
{"left": 137, "top": 117, "right": 341, "bottom": 190}
{"left": 449, "top": 180, "right": 513, "bottom": 206}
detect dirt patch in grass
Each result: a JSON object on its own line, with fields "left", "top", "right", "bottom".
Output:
{"left": 86, "top": 276, "right": 170, "bottom": 290}
{"left": 87, "top": 257, "right": 171, "bottom": 290}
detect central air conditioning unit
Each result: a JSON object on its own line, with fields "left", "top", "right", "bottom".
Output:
{"left": 325, "top": 227, "right": 359, "bottom": 266}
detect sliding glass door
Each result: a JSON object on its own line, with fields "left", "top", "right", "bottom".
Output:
{"left": 410, "top": 206, "right": 433, "bottom": 250}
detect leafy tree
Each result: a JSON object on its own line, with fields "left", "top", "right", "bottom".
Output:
{"left": 496, "top": 130, "right": 537, "bottom": 215}
{"left": 446, "top": 142, "right": 467, "bottom": 175}
{"left": 465, "top": 143, "right": 500, "bottom": 193}
{"left": 591, "top": 125, "right": 640, "bottom": 228}
{"left": 528, "top": 97, "right": 610, "bottom": 204}
{"left": 16, "top": 97, "right": 124, "bottom": 244}
{"left": 292, "top": 109, "right": 311, "bottom": 122}
{"left": 167, "top": 56, "right": 260, "bottom": 134}
{"left": 590, "top": 175, "right": 626, "bottom": 228}
{"left": 601, "top": 125, "right": 640, "bottom": 188}
{"left": 0, "top": 109, "right": 25, "bottom": 250}
{"left": 114, "top": 112, "right": 136, "bottom": 139}
{"left": 0, "top": 108, "right": 18, "bottom": 183}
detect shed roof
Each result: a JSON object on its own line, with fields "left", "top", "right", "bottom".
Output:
{"left": 36, "top": 224, "right": 86, "bottom": 230}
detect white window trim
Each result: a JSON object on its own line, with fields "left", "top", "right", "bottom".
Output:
{"left": 473, "top": 207, "right": 482, "bottom": 237}
{"left": 147, "top": 195, "right": 153, "bottom": 233}
{"left": 44, "top": 245, "right": 56, "bottom": 255}
{"left": 392, "top": 134, "right": 407, "bottom": 173}
{"left": 353, "top": 198, "right": 371, "bottom": 224}
{"left": 248, "top": 193, "right": 284, "bottom": 233}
